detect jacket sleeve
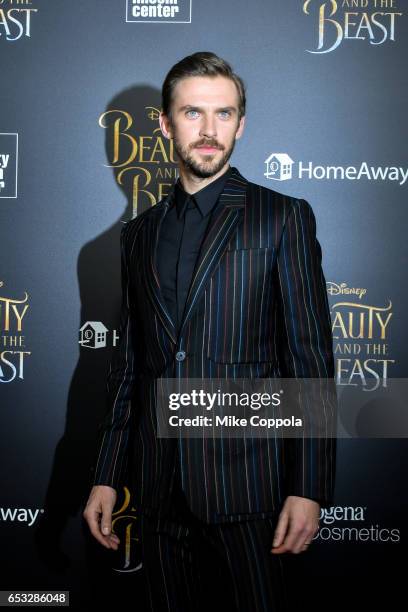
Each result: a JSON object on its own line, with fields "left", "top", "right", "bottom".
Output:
{"left": 91, "top": 222, "right": 139, "bottom": 490}
{"left": 276, "top": 198, "right": 336, "bottom": 508}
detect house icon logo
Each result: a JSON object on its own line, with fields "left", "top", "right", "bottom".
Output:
{"left": 79, "top": 321, "right": 108, "bottom": 349}
{"left": 264, "top": 153, "right": 294, "bottom": 181}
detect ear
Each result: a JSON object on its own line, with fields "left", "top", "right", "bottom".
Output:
{"left": 159, "top": 112, "right": 173, "bottom": 140}
{"left": 235, "top": 115, "right": 246, "bottom": 140}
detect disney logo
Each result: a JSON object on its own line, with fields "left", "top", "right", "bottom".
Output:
{"left": 326, "top": 282, "right": 367, "bottom": 299}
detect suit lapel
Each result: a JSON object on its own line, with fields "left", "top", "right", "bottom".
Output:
{"left": 178, "top": 167, "right": 247, "bottom": 337}
{"left": 142, "top": 167, "right": 248, "bottom": 345}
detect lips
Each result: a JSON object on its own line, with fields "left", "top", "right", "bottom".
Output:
{"left": 196, "top": 146, "right": 219, "bottom": 153}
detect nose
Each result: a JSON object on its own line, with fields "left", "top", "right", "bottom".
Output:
{"left": 199, "top": 113, "right": 217, "bottom": 139}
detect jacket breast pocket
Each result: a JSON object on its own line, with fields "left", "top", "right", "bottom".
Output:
{"left": 206, "top": 247, "right": 277, "bottom": 364}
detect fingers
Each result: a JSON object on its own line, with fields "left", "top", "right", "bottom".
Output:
{"left": 271, "top": 515, "right": 317, "bottom": 555}
{"left": 100, "top": 509, "right": 114, "bottom": 538}
{"left": 271, "top": 524, "right": 317, "bottom": 555}
{"left": 292, "top": 528, "right": 313, "bottom": 554}
{"left": 83, "top": 487, "right": 120, "bottom": 550}
{"left": 99, "top": 507, "right": 121, "bottom": 550}
{"left": 86, "top": 506, "right": 117, "bottom": 549}
{"left": 271, "top": 496, "right": 319, "bottom": 554}
{"left": 271, "top": 511, "right": 289, "bottom": 550}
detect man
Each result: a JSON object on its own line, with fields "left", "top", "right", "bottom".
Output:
{"left": 83, "top": 52, "right": 336, "bottom": 611}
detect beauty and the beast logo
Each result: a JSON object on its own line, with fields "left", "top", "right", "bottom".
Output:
{"left": 0, "top": 0, "right": 38, "bottom": 42}
{"left": 110, "top": 486, "right": 142, "bottom": 573}
{"left": 99, "top": 107, "right": 178, "bottom": 217}
{"left": 0, "top": 280, "right": 30, "bottom": 384}
{"left": 303, "top": 0, "right": 403, "bottom": 54}
{"left": 327, "top": 282, "right": 394, "bottom": 390}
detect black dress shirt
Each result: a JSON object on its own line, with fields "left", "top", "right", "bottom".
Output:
{"left": 156, "top": 165, "right": 232, "bottom": 335}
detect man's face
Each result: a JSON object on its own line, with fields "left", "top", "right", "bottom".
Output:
{"left": 160, "top": 75, "right": 245, "bottom": 179}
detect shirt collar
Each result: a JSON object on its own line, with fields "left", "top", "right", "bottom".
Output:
{"left": 175, "top": 165, "right": 232, "bottom": 219}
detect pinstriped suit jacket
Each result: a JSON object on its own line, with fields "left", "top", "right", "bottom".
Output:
{"left": 92, "top": 166, "right": 336, "bottom": 523}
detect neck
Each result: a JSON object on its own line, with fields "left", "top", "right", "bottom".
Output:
{"left": 178, "top": 162, "right": 230, "bottom": 194}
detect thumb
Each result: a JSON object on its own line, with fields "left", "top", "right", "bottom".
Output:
{"left": 101, "top": 506, "right": 113, "bottom": 536}
{"left": 273, "top": 512, "right": 288, "bottom": 548}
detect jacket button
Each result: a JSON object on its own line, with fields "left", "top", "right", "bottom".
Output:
{"left": 175, "top": 350, "right": 186, "bottom": 361}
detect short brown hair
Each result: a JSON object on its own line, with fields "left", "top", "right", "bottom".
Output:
{"left": 161, "top": 51, "right": 246, "bottom": 123}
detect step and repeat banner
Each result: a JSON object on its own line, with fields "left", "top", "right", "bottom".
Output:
{"left": 1, "top": 1, "right": 407, "bottom": 609}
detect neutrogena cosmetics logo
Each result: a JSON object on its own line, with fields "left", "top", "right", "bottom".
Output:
{"left": 316, "top": 505, "right": 400, "bottom": 543}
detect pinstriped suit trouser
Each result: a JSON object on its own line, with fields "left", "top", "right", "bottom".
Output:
{"left": 140, "top": 468, "right": 290, "bottom": 612}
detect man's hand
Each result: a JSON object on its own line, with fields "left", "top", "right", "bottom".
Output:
{"left": 83, "top": 485, "right": 120, "bottom": 550}
{"left": 271, "top": 495, "right": 320, "bottom": 555}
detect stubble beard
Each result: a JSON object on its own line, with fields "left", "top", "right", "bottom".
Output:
{"left": 171, "top": 127, "right": 237, "bottom": 179}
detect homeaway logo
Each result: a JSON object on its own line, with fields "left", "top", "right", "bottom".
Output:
{"left": 126, "top": 0, "right": 192, "bottom": 23}
{"left": 0, "top": 506, "right": 44, "bottom": 527}
{"left": 0, "top": 133, "right": 18, "bottom": 198}
{"left": 264, "top": 153, "right": 408, "bottom": 186}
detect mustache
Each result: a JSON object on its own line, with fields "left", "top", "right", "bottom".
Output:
{"left": 192, "top": 140, "right": 224, "bottom": 150}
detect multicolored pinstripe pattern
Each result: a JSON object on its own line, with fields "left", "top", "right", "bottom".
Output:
{"left": 92, "top": 166, "right": 336, "bottom": 523}
{"left": 140, "top": 512, "right": 289, "bottom": 612}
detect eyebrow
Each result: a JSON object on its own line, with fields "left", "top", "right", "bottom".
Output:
{"left": 178, "top": 105, "right": 237, "bottom": 114}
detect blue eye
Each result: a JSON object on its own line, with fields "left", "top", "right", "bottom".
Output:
{"left": 186, "top": 110, "right": 199, "bottom": 118}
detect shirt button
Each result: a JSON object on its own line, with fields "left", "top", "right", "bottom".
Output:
{"left": 175, "top": 350, "right": 186, "bottom": 362}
